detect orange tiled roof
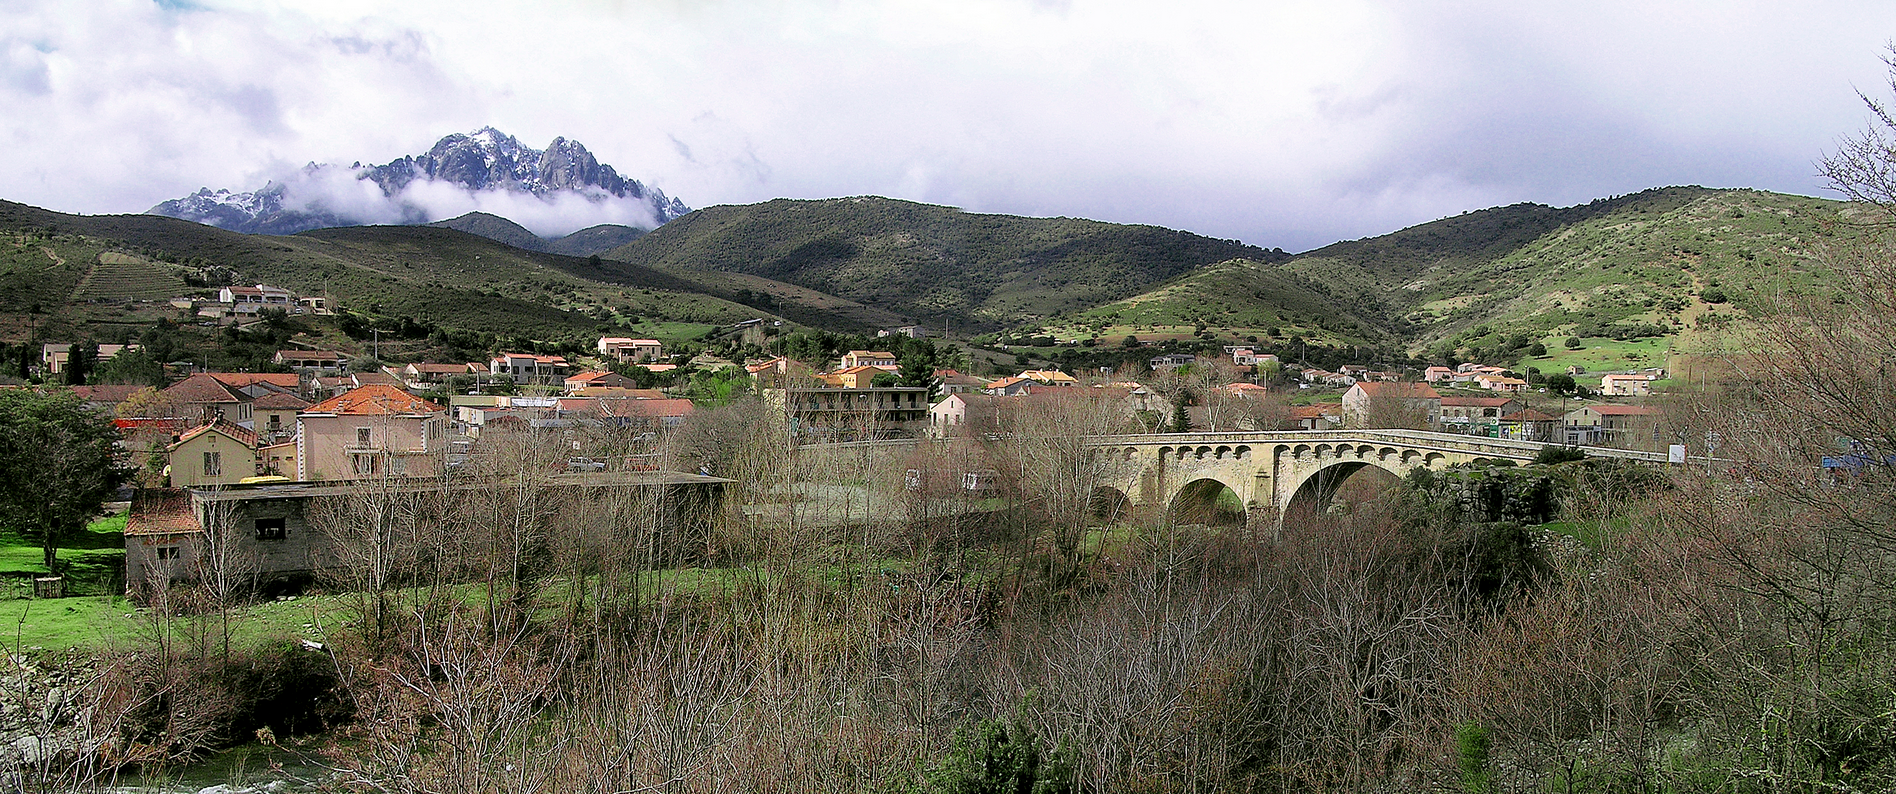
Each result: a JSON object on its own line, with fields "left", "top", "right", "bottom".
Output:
{"left": 126, "top": 489, "right": 202, "bottom": 536}
{"left": 172, "top": 419, "right": 258, "bottom": 450}
{"left": 305, "top": 385, "right": 443, "bottom": 416}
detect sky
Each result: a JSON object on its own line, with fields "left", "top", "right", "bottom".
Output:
{"left": 4, "top": 0, "right": 1896, "bottom": 251}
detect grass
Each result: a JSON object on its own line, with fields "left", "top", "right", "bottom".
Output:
{"left": 1, "top": 512, "right": 128, "bottom": 599}
{"left": 1517, "top": 336, "right": 1671, "bottom": 385}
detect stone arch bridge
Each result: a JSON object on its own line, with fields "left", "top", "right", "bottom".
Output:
{"left": 1083, "top": 430, "right": 1668, "bottom": 526}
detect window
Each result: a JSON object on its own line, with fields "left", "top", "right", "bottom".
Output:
{"left": 389, "top": 456, "right": 408, "bottom": 476}
{"left": 356, "top": 427, "right": 372, "bottom": 447}
{"left": 255, "top": 518, "right": 286, "bottom": 540}
{"left": 352, "top": 454, "right": 379, "bottom": 475}
{"left": 155, "top": 546, "right": 180, "bottom": 561}
{"left": 202, "top": 450, "right": 221, "bottom": 477}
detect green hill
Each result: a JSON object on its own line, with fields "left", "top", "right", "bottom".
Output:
{"left": 1286, "top": 187, "right": 1849, "bottom": 351}
{"left": 0, "top": 201, "right": 766, "bottom": 344}
{"left": 1011, "top": 187, "right": 1852, "bottom": 366}
{"left": 603, "top": 196, "right": 1287, "bottom": 331}
{"left": 1032, "top": 257, "right": 1388, "bottom": 346}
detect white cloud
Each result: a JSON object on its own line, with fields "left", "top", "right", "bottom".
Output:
{"left": 2, "top": 0, "right": 1894, "bottom": 252}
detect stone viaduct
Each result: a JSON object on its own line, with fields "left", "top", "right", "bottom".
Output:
{"left": 1083, "top": 429, "right": 1668, "bottom": 526}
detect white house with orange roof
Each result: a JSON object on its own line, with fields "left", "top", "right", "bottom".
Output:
{"left": 598, "top": 337, "right": 664, "bottom": 364}
{"left": 490, "top": 352, "right": 571, "bottom": 386}
{"left": 296, "top": 385, "right": 447, "bottom": 481}
{"left": 839, "top": 350, "right": 899, "bottom": 370}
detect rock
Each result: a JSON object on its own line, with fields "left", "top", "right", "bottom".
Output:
{"left": 13, "top": 735, "right": 41, "bottom": 766}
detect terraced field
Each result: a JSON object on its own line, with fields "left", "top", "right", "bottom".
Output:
{"left": 72, "top": 252, "right": 190, "bottom": 302}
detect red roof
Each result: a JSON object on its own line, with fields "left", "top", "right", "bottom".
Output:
{"left": 276, "top": 350, "right": 342, "bottom": 361}
{"left": 172, "top": 419, "right": 259, "bottom": 450}
{"left": 251, "top": 392, "right": 312, "bottom": 410}
{"left": 162, "top": 373, "right": 245, "bottom": 404}
{"left": 126, "top": 489, "right": 202, "bottom": 536}
{"left": 1500, "top": 409, "right": 1559, "bottom": 422}
{"left": 305, "top": 385, "right": 442, "bottom": 416}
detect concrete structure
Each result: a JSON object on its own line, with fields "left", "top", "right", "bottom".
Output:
{"left": 1563, "top": 405, "right": 1663, "bottom": 449}
{"left": 768, "top": 385, "right": 930, "bottom": 439}
{"left": 1439, "top": 397, "right": 1522, "bottom": 435}
{"left": 125, "top": 471, "right": 730, "bottom": 595}
{"left": 1082, "top": 429, "right": 1668, "bottom": 528}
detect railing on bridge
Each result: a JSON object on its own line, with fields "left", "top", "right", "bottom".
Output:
{"left": 805, "top": 430, "right": 1676, "bottom": 464}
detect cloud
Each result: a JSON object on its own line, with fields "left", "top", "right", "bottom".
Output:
{"left": 3, "top": 0, "right": 1896, "bottom": 252}
{"left": 272, "top": 164, "right": 664, "bottom": 237}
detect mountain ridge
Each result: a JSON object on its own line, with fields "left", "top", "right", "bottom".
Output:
{"left": 147, "top": 128, "right": 687, "bottom": 238}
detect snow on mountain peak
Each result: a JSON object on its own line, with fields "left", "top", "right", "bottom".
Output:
{"left": 148, "top": 129, "right": 689, "bottom": 238}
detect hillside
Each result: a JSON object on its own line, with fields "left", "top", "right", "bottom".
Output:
{"left": 1030, "top": 257, "right": 1389, "bottom": 346}
{"left": 604, "top": 196, "right": 1288, "bottom": 331}
{"left": 426, "top": 212, "right": 649, "bottom": 257}
{"left": 1011, "top": 187, "right": 1852, "bottom": 366}
{"left": 1287, "top": 187, "right": 1849, "bottom": 352}
{"left": 0, "top": 201, "right": 765, "bottom": 344}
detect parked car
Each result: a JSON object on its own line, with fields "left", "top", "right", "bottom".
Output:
{"left": 567, "top": 457, "right": 606, "bottom": 472}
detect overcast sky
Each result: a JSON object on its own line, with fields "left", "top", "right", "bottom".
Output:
{"left": 4, "top": 0, "right": 1894, "bottom": 251}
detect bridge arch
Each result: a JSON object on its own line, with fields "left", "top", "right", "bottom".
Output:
{"left": 1283, "top": 459, "right": 1408, "bottom": 519}
{"left": 1089, "top": 485, "right": 1131, "bottom": 524}
{"left": 1167, "top": 477, "right": 1246, "bottom": 526}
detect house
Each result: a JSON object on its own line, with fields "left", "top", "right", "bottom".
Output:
{"left": 1475, "top": 374, "right": 1529, "bottom": 393}
{"left": 1230, "top": 349, "right": 1276, "bottom": 367}
{"left": 274, "top": 350, "right": 349, "bottom": 373}
{"left": 490, "top": 353, "right": 571, "bottom": 386}
{"left": 1563, "top": 405, "right": 1663, "bottom": 449}
{"left": 878, "top": 326, "right": 930, "bottom": 339}
{"left": 1341, "top": 381, "right": 1441, "bottom": 429}
{"left": 208, "top": 373, "right": 302, "bottom": 400}
{"left": 397, "top": 362, "right": 478, "bottom": 391}
{"left": 839, "top": 350, "right": 899, "bottom": 370}
{"left": 69, "top": 384, "right": 145, "bottom": 412}
{"left": 983, "top": 376, "right": 1035, "bottom": 397}
{"left": 831, "top": 365, "right": 894, "bottom": 389}
{"left": 766, "top": 385, "right": 931, "bottom": 439}
{"left": 1149, "top": 353, "right": 1196, "bottom": 370}
{"left": 167, "top": 420, "right": 261, "bottom": 487}
{"left": 929, "top": 393, "right": 1005, "bottom": 438}
{"left": 219, "top": 284, "right": 293, "bottom": 315}
{"left": 934, "top": 368, "right": 986, "bottom": 397}
{"left": 295, "top": 385, "right": 447, "bottom": 481}
{"left": 252, "top": 392, "right": 312, "bottom": 444}
{"left": 1285, "top": 405, "right": 1338, "bottom": 431}
{"left": 574, "top": 397, "right": 696, "bottom": 430}
{"left": 563, "top": 370, "right": 638, "bottom": 393}
{"left": 1439, "top": 396, "right": 1522, "bottom": 435}
{"left": 160, "top": 373, "right": 254, "bottom": 427}
{"left": 1497, "top": 409, "right": 1561, "bottom": 442}
{"left": 598, "top": 337, "right": 664, "bottom": 364}
{"left": 41, "top": 343, "right": 140, "bottom": 375}
{"left": 1423, "top": 366, "right": 1455, "bottom": 383}
{"left": 1220, "top": 382, "right": 1271, "bottom": 398}
{"left": 1019, "top": 369, "right": 1079, "bottom": 387}
{"left": 124, "top": 471, "right": 730, "bottom": 595}
{"left": 1600, "top": 373, "right": 1659, "bottom": 397}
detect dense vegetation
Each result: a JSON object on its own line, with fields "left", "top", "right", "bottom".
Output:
{"left": 604, "top": 196, "right": 1288, "bottom": 331}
